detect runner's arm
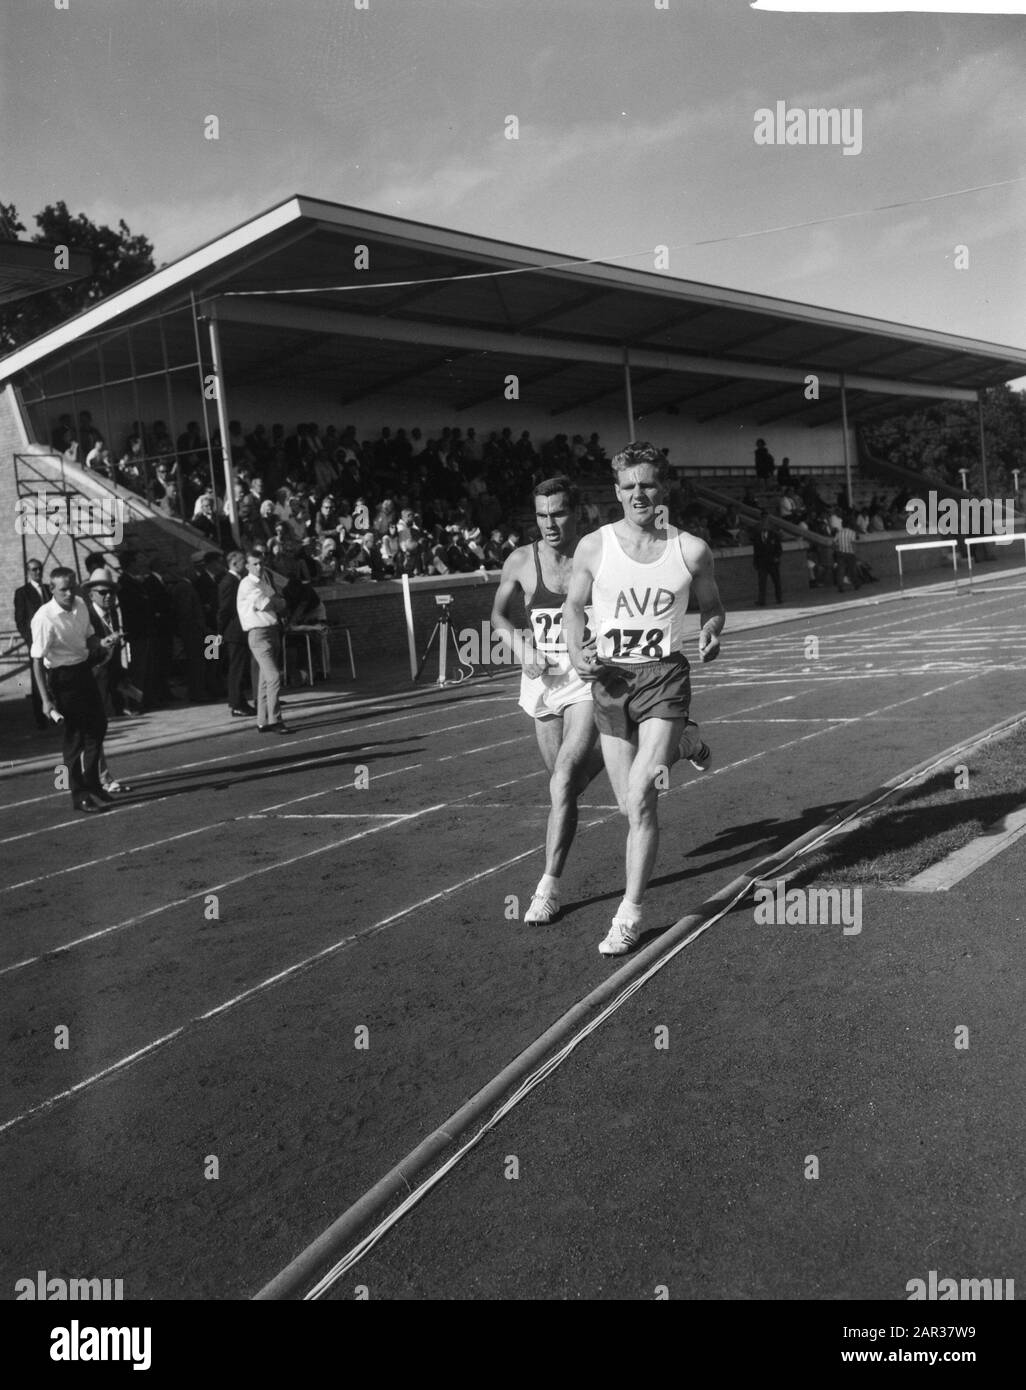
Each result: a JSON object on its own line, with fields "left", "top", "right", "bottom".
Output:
{"left": 563, "top": 533, "right": 599, "bottom": 680}
{"left": 684, "top": 536, "right": 726, "bottom": 663}
{"left": 490, "top": 550, "right": 544, "bottom": 677}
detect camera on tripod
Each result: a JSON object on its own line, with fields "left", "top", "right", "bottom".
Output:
{"left": 416, "top": 593, "right": 471, "bottom": 686}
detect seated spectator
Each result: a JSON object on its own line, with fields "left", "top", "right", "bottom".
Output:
{"left": 854, "top": 507, "right": 870, "bottom": 534}
{"left": 464, "top": 526, "right": 487, "bottom": 565}
{"left": 316, "top": 536, "right": 341, "bottom": 580}
{"left": 85, "top": 440, "right": 111, "bottom": 476}
{"left": 869, "top": 508, "right": 886, "bottom": 532}
{"left": 315, "top": 495, "right": 340, "bottom": 537}
{"left": 191, "top": 493, "right": 219, "bottom": 540}
{"left": 380, "top": 523, "right": 401, "bottom": 575}
{"left": 352, "top": 530, "right": 387, "bottom": 580}
{"left": 484, "top": 528, "right": 506, "bottom": 568}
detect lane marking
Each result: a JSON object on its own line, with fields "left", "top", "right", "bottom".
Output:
{"left": 0, "top": 830, "right": 548, "bottom": 1138}
{"left": 0, "top": 809, "right": 441, "bottom": 979}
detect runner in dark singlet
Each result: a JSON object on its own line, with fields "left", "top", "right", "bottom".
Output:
{"left": 491, "top": 476, "right": 603, "bottom": 925}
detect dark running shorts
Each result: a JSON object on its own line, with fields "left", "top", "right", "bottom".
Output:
{"left": 591, "top": 654, "right": 692, "bottom": 739}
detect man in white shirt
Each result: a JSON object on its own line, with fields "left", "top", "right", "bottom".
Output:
{"left": 30, "top": 567, "right": 117, "bottom": 812}
{"left": 237, "top": 549, "right": 288, "bottom": 732}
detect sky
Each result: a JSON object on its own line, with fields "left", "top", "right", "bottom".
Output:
{"left": 2, "top": 0, "right": 1025, "bottom": 361}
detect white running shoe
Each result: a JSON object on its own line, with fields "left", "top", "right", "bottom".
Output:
{"left": 524, "top": 893, "right": 561, "bottom": 924}
{"left": 598, "top": 917, "right": 641, "bottom": 956}
{"left": 678, "top": 719, "right": 712, "bottom": 772}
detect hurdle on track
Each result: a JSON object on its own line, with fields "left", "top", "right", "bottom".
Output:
{"left": 965, "top": 532, "right": 1026, "bottom": 594}
{"left": 895, "top": 539, "right": 959, "bottom": 596}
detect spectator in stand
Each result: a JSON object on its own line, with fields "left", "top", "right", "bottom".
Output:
{"left": 570, "top": 434, "right": 588, "bottom": 473}
{"left": 317, "top": 536, "right": 341, "bottom": 580}
{"left": 118, "top": 435, "right": 145, "bottom": 493}
{"left": 853, "top": 506, "right": 870, "bottom": 535}
{"left": 777, "top": 456, "right": 793, "bottom": 486}
{"left": 484, "top": 528, "right": 506, "bottom": 569}
{"left": 85, "top": 439, "right": 112, "bottom": 476}
{"left": 380, "top": 523, "right": 401, "bottom": 575}
{"left": 586, "top": 433, "right": 606, "bottom": 468}
{"left": 464, "top": 526, "right": 487, "bottom": 566}
{"left": 869, "top": 507, "right": 886, "bottom": 533}
{"left": 373, "top": 498, "right": 397, "bottom": 536}
{"left": 754, "top": 437, "right": 775, "bottom": 486}
{"left": 192, "top": 492, "right": 219, "bottom": 540}
{"left": 315, "top": 495, "right": 340, "bottom": 538}
{"left": 353, "top": 530, "right": 388, "bottom": 580}
{"left": 751, "top": 510, "right": 784, "bottom": 606}
{"left": 427, "top": 529, "right": 451, "bottom": 575}
{"left": 177, "top": 421, "right": 204, "bottom": 472}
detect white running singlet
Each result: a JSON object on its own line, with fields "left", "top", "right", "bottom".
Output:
{"left": 591, "top": 524, "right": 694, "bottom": 665}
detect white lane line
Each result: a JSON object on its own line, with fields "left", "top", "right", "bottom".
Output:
{"left": 438, "top": 735, "right": 532, "bottom": 761}
{"left": 247, "top": 813, "right": 408, "bottom": 820}
{"left": 0, "top": 833, "right": 549, "bottom": 1139}
{"left": 0, "top": 808, "right": 442, "bottom": 979}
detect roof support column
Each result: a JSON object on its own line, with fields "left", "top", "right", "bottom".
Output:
{"left": 840, "top": 371, "right": 853, "bottom": 508}
{"left": 205, "top": 304, "right": 241, "bottom": 547}
{"left": 977, "top": 390, "right": 989, "bottom": 497}
{"left": 623, "top": 346, "right": 635, "bottom": 441}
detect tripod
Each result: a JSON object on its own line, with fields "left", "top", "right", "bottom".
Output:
{"left": 415, "top": 598, "right": 473, "bottom": 686}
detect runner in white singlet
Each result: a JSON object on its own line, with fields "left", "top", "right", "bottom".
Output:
{"left": 564, "top": 442, "right": 726, "bottom": 956}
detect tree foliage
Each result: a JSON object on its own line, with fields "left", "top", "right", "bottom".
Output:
{"left": 863, "top": 384, "right": 1026, "bottom": 495}
{"left": 0, "top": 200, "right": 155, "bottom": 355}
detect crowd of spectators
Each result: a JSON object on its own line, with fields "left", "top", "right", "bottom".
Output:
{"left": 52, "top": 412, "right": 913, "bottom": 600}
{"left": 57, "top": 411, "right": 627, "bottom": 580}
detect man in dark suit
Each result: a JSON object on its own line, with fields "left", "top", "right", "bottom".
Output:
{"left": 14, "top": 559, "right": 51, "bottom": 728}
{"left": 218, "top": 550, "right": 254, "bottom": 716}
{"left": 751, "top": 510, "right": 784, "bottom": 606}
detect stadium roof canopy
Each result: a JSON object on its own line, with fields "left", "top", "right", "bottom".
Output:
{"left": 0, "top": 240, "right": 92, "bottom": 309}
{"left": 3, "top": 194, "right": 1025, "bottom": 431}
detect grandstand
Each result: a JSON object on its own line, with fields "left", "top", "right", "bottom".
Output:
{"left": 2, "top": 194, "right": 1025, "bottom": 685}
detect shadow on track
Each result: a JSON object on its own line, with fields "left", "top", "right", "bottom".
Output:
{"left": 116, "top": 739, "right": 423, "bottom": 803}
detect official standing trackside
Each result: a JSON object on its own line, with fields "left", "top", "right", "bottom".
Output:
{"left": 237, "top": 548, "right": 289, "bottom": 733}
{"left": 30, "top": 567, "right": 118, "bottom": 813}
{"left": 564, "top": 441, "right": 725, "bottom": 956}
{"left": 14, "top": 558, "right": 51, "bottom": 729}
{"left": 218, "top": 551, "right": 254, "bottom": 717}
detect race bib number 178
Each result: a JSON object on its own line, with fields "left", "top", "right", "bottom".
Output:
{"left": 597, "top": 617, "right": 672, "bottom": 661}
